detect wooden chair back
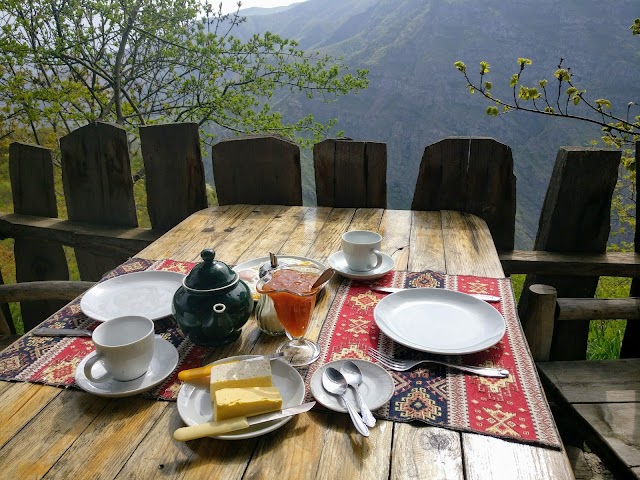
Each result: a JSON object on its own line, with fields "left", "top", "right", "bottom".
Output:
{"left": 212, "top": 134, "right": 302, "bottom": 206}
{"left": 313, "top": 139, "right": 386, "bottom": 208}
{"left": 518, "top": 147, "right": 621, "bottom": 360}
{"left": 411, "top": 137, "right": 516, "bottom": 251}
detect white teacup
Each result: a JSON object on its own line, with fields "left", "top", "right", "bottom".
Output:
{"left": 84, "top": 316, "right": 155, "bottom": 382}
{"left": 342, "top": 230, "right": 384, "bottom": 272}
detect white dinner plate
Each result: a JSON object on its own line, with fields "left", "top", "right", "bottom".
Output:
{"left": 75, "top": 337, "right": 179, "bottom": 397}
{"left": 310, "top": 359, "right": 394, "bottom": 413}
{"left": 80, "top": 271, "right": 185, "bottom": 321}
{"left": 328, "top": 251, "right": 394, "bottom": 280}
{"left": 176, "top": 355, "right": 305, "bottom": 440}
{"left": 233, "top": 255, "right": 326, "bottom": 301}
{"left": 373, "top": 289, "right": 506, "bottom": 354}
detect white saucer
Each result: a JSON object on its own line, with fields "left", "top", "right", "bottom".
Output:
{"left": 310, "top": 359, "right": 394, "bottom": 413}
{"left": 75, "top": 337, "right": 179, "bottom": 397}
{"left": 177, "top": 355, "right": 305, "bottom": 440}
{"left": 328, "top": 251, "right": 394, "bottom": 280}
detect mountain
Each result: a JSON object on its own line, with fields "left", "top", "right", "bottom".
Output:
{"left": 226, "top": 0, "right": 639, "bottom": 248}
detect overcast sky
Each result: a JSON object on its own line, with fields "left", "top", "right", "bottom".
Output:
{"left": 220, "top": 0, "right": 306, "bottom": 14}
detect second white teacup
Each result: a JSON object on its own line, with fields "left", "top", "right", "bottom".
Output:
{"left": 84, "top": 315, "right": 155, "bottom": 383}
{"left": 342, "top": 230, "right": 384, "bottom": 272}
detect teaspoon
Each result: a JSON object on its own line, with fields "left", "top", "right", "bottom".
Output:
{"left": 322, "top": 367, "right": 369, "bottom": 437}
{"left": 340, "top": 361, "right": 376, "bottom": 427}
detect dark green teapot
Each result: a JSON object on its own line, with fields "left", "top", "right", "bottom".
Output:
{"left": 172, "top": 249, "right": 253, "bottom": 346}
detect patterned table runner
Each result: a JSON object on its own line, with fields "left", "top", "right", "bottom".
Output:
{"left": 303, "top": 270, "right": 562, "bottom": 450}
{"left": 0, "top": 258, "right": 203, "bottom": 400}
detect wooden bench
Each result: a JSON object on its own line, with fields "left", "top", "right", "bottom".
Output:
{"left": 523, "top": 286, "right": 640, "bottom": 480}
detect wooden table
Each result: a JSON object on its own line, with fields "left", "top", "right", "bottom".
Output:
{"left": 0, "top": 205, "right": 574, "bottom": 479}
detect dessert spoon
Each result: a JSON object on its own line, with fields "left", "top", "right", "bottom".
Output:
{"left": 322, "top": 367, "right": 369, "bottom": 437}
{"left": 340, "top": 361, "right": 376, "bottom": 427}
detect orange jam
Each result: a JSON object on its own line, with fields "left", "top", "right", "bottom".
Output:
{"left": 258, "top": 269, "right": 320, "bottom": 338}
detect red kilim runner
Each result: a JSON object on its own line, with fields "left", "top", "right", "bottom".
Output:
{"left": 0, "top": 258, "right": 201, "bottom": 401}
{"left": 303, "top": 270, "right": 562, "bottom": 450}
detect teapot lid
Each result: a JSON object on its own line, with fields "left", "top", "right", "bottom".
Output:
{"left": 185, "top": 249, "right": 238, "bottom": 290}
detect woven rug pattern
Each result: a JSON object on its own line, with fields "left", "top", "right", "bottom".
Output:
{"left": 0, "top": 258, "right": 203, "bottom": 400}
{"left": 303, "top": 270, "right": 562, "bottom": 449}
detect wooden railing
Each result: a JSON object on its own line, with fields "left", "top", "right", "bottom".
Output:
{"left": 1, "top": 120, "right": 637, "bottom": 362}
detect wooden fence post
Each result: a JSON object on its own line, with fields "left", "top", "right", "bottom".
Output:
{"left": 518, "top": 147, "right": 621, "bottom": 360}
{"left": 139, "top": 123, "right": 208, "bottom": 232}
{"left": 621, "top": 140, "right": 640, "bottom": 358}
{"left": 60, "top": 122, "right": 138, "bottom": 280}
{"left": 411, "top": 137, "right": 516, "bottom": 251}
{"left": 521, "top": 284, "right": 557, "bottom": 361}
{"left": 313, "top": 139, "right": 387, "bottom": 208}
{"left": 212, "top": 135, "right": 302, "bottom": 206}
{"left": 9, "top": 142, "right": 70, "bottom": 331}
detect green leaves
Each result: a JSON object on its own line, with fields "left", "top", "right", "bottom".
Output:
{"left": 0, "top": 0, "right": 369, "bottom": 145}
{"left": 453, "top": 61, "right": 466, "bottom": 73}
{"left": 554, "top": 68, "right": 571, "bottom": 81}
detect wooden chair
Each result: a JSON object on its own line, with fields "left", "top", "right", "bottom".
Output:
{"left": 313, "top": 138, "right": 386, "bottom": 208}
{"left": 411, "top": 137, "right": 516, "bottom": 251}
{"left": 517, "top": 146, "right": 639, "bottom": 479}
{"left": 212, "top": 134, "right": 302, "bottom": 206}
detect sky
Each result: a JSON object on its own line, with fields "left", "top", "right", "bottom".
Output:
{"left": 219, "top": 0, "right": 306, "bottom": 14}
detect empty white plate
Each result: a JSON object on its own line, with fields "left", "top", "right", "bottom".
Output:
{"left": 80, "top": 271, "right": 185, "bottom": 321}
{"left": 374, "top": 289, "right": 506, "bottom": 354}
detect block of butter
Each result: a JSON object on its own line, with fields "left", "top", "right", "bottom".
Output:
{"left": 209, "top": 357, "right": 273, "bottom": 393}
{"left": 213, "top": 386, "right": 283, "bottom": 421}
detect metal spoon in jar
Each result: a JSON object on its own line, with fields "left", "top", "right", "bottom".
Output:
{"left": 340, "top": 361, "right": 376, "bottom": 427}
{"left": 322, "top": 367, "right": 369, "bottom": 437}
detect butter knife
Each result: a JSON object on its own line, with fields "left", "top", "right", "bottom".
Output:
{"left": 33, "top": 327, "right": 92, "bottom": 337}
{"left": 371, "top": 287, "right": 501, "bottom": 303}
{"left": 173, "top": 401, "right": 316, "bottom": 440}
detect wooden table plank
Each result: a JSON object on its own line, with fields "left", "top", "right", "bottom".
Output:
{"left": 463, "top": 434, "right": 574, "bottom": 480}
{"left": 0, "top": 389, "right": 108, "bottom": 478}
{"left": 391, "top": 424, "right": 464, "bottom": 479}
{"left": 118, "top": 406, "right": 258, "bottom": 479}
{"left": 45, "top": 398, "right": 168, "bottom": 479}
{"left": 0, "top": 383, "right": 60, "bottom": 448}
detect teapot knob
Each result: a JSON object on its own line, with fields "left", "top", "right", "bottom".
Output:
{"left": 201, "top": 249, "right": 215, "bottom": 263}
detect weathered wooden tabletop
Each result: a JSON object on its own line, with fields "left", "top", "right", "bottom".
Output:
{"left": 0, "top": 205, "right": 574, "bottom": 479}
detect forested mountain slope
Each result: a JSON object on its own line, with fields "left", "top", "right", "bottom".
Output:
{"left": 232, "top": 0, "right": 638, "bottom": 247}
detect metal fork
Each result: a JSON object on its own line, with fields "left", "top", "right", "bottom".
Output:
{"left": 367, "top": 348, "right": 510, "bottom": 378}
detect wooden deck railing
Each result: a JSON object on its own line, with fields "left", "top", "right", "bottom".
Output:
{"left": 1, "top": 120, "right": 637, "bottom": 360}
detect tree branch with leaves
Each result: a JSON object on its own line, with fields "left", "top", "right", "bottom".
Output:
{"left": 0, "top": 0, "right": 369, "bottom": 147}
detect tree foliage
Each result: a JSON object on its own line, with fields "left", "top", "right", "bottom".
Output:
{"left": 0, "top": 0, "right": 369, "bottom": 146}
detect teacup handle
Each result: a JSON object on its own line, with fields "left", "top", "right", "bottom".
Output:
{"left": 84, "top": 353, "right": 109, "bottom": 383}
{"left": 371, "top": 249, "right": 383, "bottom": 269}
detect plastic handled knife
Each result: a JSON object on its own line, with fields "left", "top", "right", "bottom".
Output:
{"left": 173, "top": 401, "right": 316, "bottom": 441}
{"left": 32, "top": 327, "right": 92, "bottom": 337}
{"left": 371, "top": 287, "right": 501, "bottom": 303}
